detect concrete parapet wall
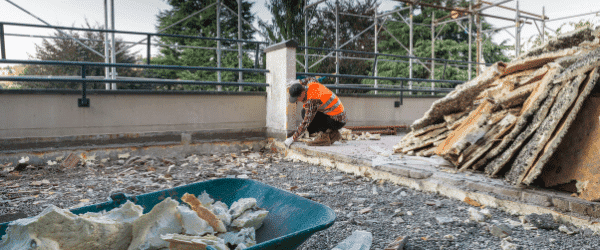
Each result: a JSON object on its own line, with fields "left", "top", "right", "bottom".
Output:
{"left": 0, "top": 90, "right": 267, "bottom": 139}
{"left": 291, "top": 94, "right": 441, "bottom": 127}
{"left": 339, "top": 95, "right": 440, "bottom": 127}
{"left": 0, "top": 90, "right": 441, "bottom": 151}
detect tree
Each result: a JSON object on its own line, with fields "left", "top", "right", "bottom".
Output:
{"left": 259, "top": 0, "right": 307, "bottom": 43}
{"left": 308, "top": 0, "right": 379, "bottom": 87}
{"left": 23, "top": 22, "right": 141, "bottom": 89}
{"left": 150, "top": 0, "right": 262, "bottom": 91}
{"left": 261, "top": 0, "right": 379, "bottom": 89}
{"left": 372, "top": 0, "right": 510, "bottom": 93}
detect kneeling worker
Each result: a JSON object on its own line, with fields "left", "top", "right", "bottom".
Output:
{"left": 284, "top": 77, "right": 347, "bottom": 147}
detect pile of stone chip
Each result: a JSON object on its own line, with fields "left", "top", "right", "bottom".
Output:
{"left": 0, "top": 191, "right": 269, "bottom": 250}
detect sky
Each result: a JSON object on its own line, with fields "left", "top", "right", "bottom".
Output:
{"left": 0, "top": 0, "right": 598, "bottom": 61}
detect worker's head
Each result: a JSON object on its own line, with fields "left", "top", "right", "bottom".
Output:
{"left": 288, "top": 83, "right": 306, "bottom": 103}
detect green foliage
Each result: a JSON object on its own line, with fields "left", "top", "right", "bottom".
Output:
{"left": 259, "top": 0, "right": 306, "bottom": 43}
{"left": 151, "top": 0, "right": 264, "bottom": 91}
{"left": 23, "top": 22, "right": 140, "bottom": 89}
{"left": 261, "top": 0, "right": 379, "bottom": 92}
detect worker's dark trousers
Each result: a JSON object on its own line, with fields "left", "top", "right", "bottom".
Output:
{"left": 301, "top": 109, "right": 346, "bottom": 134}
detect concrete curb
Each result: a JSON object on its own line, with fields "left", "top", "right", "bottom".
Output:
{"left": 284, "top": 143, "right": 600, "bottom": 232}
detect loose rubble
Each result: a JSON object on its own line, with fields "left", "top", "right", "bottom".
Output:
{"left": 2, "top": 150, "right": 600, "bottom": 249}
{"left": 394, "top": 26, "right": 600, "bottom": 201}
{"left": 297, "top": 128, "right": 382, "bottom": 144}
{"left": 0, "top": 190, "right": 267, "bottom": 250}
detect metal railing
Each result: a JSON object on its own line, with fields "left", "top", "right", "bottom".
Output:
{"left": 0, "top": 21, "right": 269, "bottom": 63}
{"left": 0, "top": 21, "right": 269, "bottom": 94}
{"left": 296, "top": 45, "right": 487, "bottom": 103}
{"left": 0, "top": 59, "right": 269, "bottom": 107}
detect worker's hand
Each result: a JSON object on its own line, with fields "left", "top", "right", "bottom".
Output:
{"left": 284, "top": 137, "right": 294, "bottom": 148}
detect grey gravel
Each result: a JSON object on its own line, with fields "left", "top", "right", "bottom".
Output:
{"left": 1, "top": 150, "right": 600, "bottom": 249}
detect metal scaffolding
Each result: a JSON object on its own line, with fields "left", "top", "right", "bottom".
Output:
{"left": 299, "top": 0, "right": 562, "bottom": 94}
{"left": 2, "top": 0, "right": 600, "bottom": 95}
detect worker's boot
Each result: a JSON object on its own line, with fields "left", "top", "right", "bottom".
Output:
{"left": 328, "top": 129, "right": 342, "bottom": 143}
{"left": 306, "top": 131, "right": 332, "bottom": 146}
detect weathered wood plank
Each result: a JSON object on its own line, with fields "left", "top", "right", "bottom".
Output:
{"left": 411, "top": 62, "right": 505, "bottom": 131}
{"left": 523, "top": 67, "right": 600, "bottom": 186}
{"left": 505, "top": 73, "right": 588, "bottom": 185}
{"left": 435, "top": 100, "right": 494, "bottom": 165}
{"left": 540, "top": 94, "right": 600, "bottom": 201}
{"left": 459, "top": 112, "right": 517, "bottom": 171}
{"left": 481, "top": 65, "right": 563, "bottom": 175}
{"left": 502, "top": 47, "right": 578, "bottom": 76}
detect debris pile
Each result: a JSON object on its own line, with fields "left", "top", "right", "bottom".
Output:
{"left": 296, "top": 128, "right": 382, "bottom": 143}
{"left": 0, "top": 192, "right": 268, "bottom": 250}
{"left": 394, "top": 26, "right": 600, "bottom": 199}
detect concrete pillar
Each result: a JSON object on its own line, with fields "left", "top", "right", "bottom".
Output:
{"left": 264, "top": 40, "right": 298, "bottom": 139}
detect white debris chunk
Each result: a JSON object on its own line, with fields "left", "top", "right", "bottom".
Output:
{"left": 198, "top": 191, "right": 215, "bottom": 207}
{"left": 235, "top": 243, "right": 248, "bottom": 250}
{"left": 118, "top": 153, "right": 130, "bottom": 159}
{"left": 219, "top": 227, "right": 257, "bottom": 248}
{"left": 469, "top": 207, "right": 487, "bottom": 222}
{"left": 81, "top": 201, "right": 143, "bottom": 224}
{"left": 128, "top": 197, "right": 183, "bottom": 250}
{"left": 229, "top": 198, "right": 257, "bottom": 219}
{"left": 230, "top": 210, "right": 269, "bottom": 230}
{"left": 0, "top": 204, "right": 137, "bottom": 250}
{"left": 176, "top": 205, "right": 215, "bottom": 236}
{"left": 18, "top": 156, "right": 29, "bottom": 164}
{"left": 160, "top": 234, "right": 230, "bottom": 250}
{"left": 211, "top": 201, "right": 233, "bottom": 226}
{"left": 368, "top": 133, "right": 381, "bottom": 140}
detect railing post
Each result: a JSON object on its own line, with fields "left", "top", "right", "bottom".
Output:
{"left": 78, "top": 65, "right": 90, "bottom": 107}
{"left": 442, "top": 61, "right": 448, "bottom": 80}
{"left": 264, "top": 40, "right": 298, "bottom": 140}
{"left": 400, "top": 80, "right": 404, "bottom": 106}
{"left": 0, "top": 23, "right": 6, "bottom": 59}
{"left": 147, "top": 34, "right": 151, "bottom": 65}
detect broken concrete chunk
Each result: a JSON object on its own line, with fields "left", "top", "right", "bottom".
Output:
{"left": 219, "top": 227, "right": 256, "bottom": 248}
{"left": 82, "top": 200, "right": 143, "bottom": 224}
{"left": 468, "top": 207, "right": 487, "bottom": 222}
{"left": 211, "top": 201, "right": 233, "bottom": 226}
{"left": 230, "top": 210, "right": 269, "bottom": 230}
{"left": 0, "top": 203, "right": 138, "bottom": 250}
{"left": 228, "top": 198, "right": 257, "bottom": 219}
{"left": 177, "top": 205, "right": 215, "bottom": 236}
{"left": 368, "top": 133, "right": 381, "bottom": 140}
{"left": 489, "top": 223, "right": 512, "bottom": 238}
{"left": 331, "top": 230, "right": 373, "bottom": 250}
{"left": 522, "top": 213, "right": 559, "bottom": 230}
{"left": 384, "top": 235, "right": 408, "bottom": 250}
{"left": 198, "top": 191, "right": 215, "bottom": 207}
{"left": 128, "top": 197, "right": 183, "bottom": 250}
{"left": 161, "top": 234, "right": 229, "bottom": 250}
{"left": 182, "top": 193, "right": 227, "bottom": 233}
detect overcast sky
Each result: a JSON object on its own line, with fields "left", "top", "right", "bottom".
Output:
{"left": 0, "top": 0, "right": 598, "bottom": 61}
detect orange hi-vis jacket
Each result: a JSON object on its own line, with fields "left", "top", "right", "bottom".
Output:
{"left": 304, "top": 82, "right": 344, "bottom": 116}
